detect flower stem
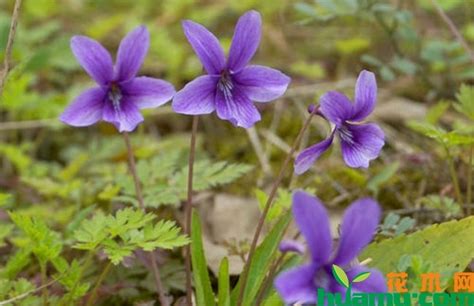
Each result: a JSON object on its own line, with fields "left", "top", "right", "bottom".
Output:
{"left": 185, "top": 116, "right": 199, "bottom": 306}
{"left": 39, "top": 262, "right": 48, "bottom": 306}
{"left": 430, "top": 0, "right": 474, "bottom": 62}
{"left": 0, "top": 0, "right": 22, "bottom": 97}
{"left": 444, "top": 145, "right": 463, "bottom": 212}
{"left": 236, "top": 109, "right": 316, "bottom": 306}
{"left": 254, "top": 253, "right": 286, "bottom": 306}
{"left": 123, "top": 132, "right": 169, "bottom": 306}
{"left": 467, "top": 145, "right": 473, "bottom": 215}
{"left": 254, "top": 231, "right": 297, "bottom": 306}
{"left": 85, "top": 261, "right": 112, "bottom": 306}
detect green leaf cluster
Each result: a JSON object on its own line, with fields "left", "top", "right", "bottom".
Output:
{"left": 379, "top": 212, "right": 416, "bottom": 237}
{"left": 0, "top": 278, "right": 42, "bottom": 306}
{"left": 73, "top": 208, "right": 189, "bottom": 265}
{"left": 116, "top": 151, "right": 253, "bottom": 208}
{"left": 8, "top": 212, "right": 62, "bottom": 266}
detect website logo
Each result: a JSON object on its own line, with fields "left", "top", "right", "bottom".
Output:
{"left": 316, "top": 265, "right": 474, "bottom": 306}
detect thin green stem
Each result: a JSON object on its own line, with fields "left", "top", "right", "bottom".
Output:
{"left": 185, "top": 116, "right": 199, "bottom": 306}
{"left": 63, "top": 250, "right": 94, "bottom": 306}
{"left": 39, "top": 262, "right": 48, "bottom": 306}
{"left": 85, "top": 261, "right": 112, "bottom": 306}
{"left": 237, "top": 109, "right": 316, "bottom": 306}
{"left": 444, "top": 146, "right": 463, "bottom": 211}
{"left": 123, "top": 132, "right": 169, "bottom": 306}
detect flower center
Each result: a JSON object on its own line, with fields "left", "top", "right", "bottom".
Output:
{"left": 108, "top": 83, "right": 122, "bottom": 112}
{"left": 217, "top": 71, "right": 234, "bottom": 100}
{"left": 338, "top": 125, "right": 354, "bottom": 144}
{"left": 314, "top": 268, "right": 331, "bottom": 289}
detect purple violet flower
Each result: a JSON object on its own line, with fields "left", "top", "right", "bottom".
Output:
{"left": 274, "top": 190, "right": 387, "bottom": 304}
{"left": 172, "top": 11, "right": 291, "bottom": 128}
{"left": 60, "top": 26, "right": 175, "bottom": 132}
{"left": 294, "top": 70, "right": 384, "bottom": 174}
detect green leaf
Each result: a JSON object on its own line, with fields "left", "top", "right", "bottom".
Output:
{"left": 390, "top": 56, "right": 417, "bottom": 75}
{"left": 0, "top": 144, "right": 31, "bottom": 172}
{"left": 231, "top": 213, "right": 292, "bottom": 305}
{"left": 352, "top": 271, "right": 371, "bottom": 283}
{"left": 362, "top": 216, "right": 474, "bottom": 291}
{"left": 262, "top": 291, "right": 284, "bottom": 306}
{"left": 367, "top": 162, "right": 400, "bottom": 195}
{"left": 380, "top": 213, "right": 416, "bottom": 237}
{"left": 407, "top": 121, "right": 474, "bottom": 147}
{"left": 9, "top": 212, "right": 62, "bottom": 265}
{"left": 0, "top": 193, "right": 12, "bottom": 207}
{"left": 178, "top": 161, "right": 253, "bottom": 191}
{"left": 191, "top": 210, "right": 216, "bottom": 306}
{"left": 255, "top": 189, "right": 292, "bottom": 223}
{"left": 335, "top": 37, "right": 370, "bottom": 56}
{"left": 0, "top": 223, "right": 14, "bottom": 247}
{"left": 105, "top": 207, "right": 155, "bottom": 237}
{"left": 332, "top": 264, "right": 350, "bottom": 288}
{"left": 454, "top": 84, "right": 474, "bottom": 120}
{"left": 116, "top": 153, "right": 253, "bottom": 208}
{"left": 217, "top": 257, "right": 230, "bottom": 306}
{"left": 137, "top": 220, "right": 189, "bottom": 251}
{"left": 419, "top": 195, "right": 462, "bottom": 218}
{"left": 73, "top": 212, "right": 107, "bottom": 250}
{"left": 65, "top": 205, "right": 96, "bottom": 238}
{"left": 426, "top": 101, "right": 450, "bottom": 124}
{"left": 74, "top": 208, "right": 187, "bottom": 265}
{"left": 102, "top": 239, "right": 134, "bottom": 265}
{"left": 1, "top": 248, "right": 32, "bottom": 279}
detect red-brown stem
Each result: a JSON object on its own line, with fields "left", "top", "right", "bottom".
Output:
{"left": 185, "top": 116, "right": 199, "bottom": 306}
{"left": 123, "top": 132, "right": 169, "bottom": 306}
{"left": 468, "top": 145, "right": 473, "bottom": 215}
{"left": 236, "top": 110, "right": 316, "bottom": 305}
{"left": 254, "top": 253, "right": 286, "bottom": 306}
{"left": 0, "top": 0, "right": 22, "bottom": 97}
{"left": 430, "top": 0, "right": 474, "bottom": 63}
{"left": 254, "top": 232, "right": 299, "bottom": 306}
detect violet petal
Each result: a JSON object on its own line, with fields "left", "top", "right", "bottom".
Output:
{"left": 351, "top": 70, "right": 377, "bottom": 122}
{"left": 227, "top": 10, "right": 262, "bottom": 72}
{"left": 333, "top": 198, "right": 381, "bottom": 266}
{"left": 121, "top": 76, "right": 175, "bottom": 109}
{"left": 182, "top": 20, "right": 226, "bottom": 75}
{"left": 234, "top": 65, "right": 290, "bottom": 102}
{"left": 279, "top": 240, "right": 305, "bottom": 254}
{"left": 172, "top": 75, "right": 218, "bottom": 115}
{"left": 292, "top": 190, "right": 332, "bottom": 264}
{"left": 294, "top": 135, "right": 334, "bottom": 175}
{"left": 70, "top": 36, "right": 114, "bottom": 85}
{"left": 319, "top": 91, "right": 354, "bottom": 126}
{"left": 115, "top": 26, "right": 150, "bottom": 82}
{"left": 215, "top": 86, "right": 261, "bottom": 128}
{"left": 102, "top": 98, "right": 144, "bottom": 132}
{"left": 60, "top": 87, "right": 106, "bottom": 127}
{"left": 274, "top": 264, "right": 318, "bottom": 304}
{"left": 339, "top": 123, "right": 384, "bottom": 168}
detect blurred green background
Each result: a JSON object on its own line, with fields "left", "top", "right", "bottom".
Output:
{"left": 0, "top": 0, "right": 473, "bottom": 303}
{"left": 1, "top": 0, "right": 474, "bottom": 227}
